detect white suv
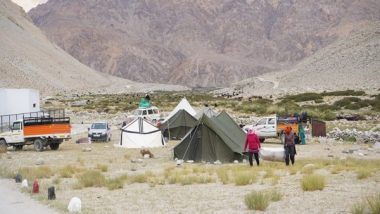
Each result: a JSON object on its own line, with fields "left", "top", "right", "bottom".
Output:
{"left": 130, "top": 106, "right": 161, "bottom": 123}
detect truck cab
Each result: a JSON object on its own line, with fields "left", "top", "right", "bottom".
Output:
{"left": 88, "top": 122, "right": 111, "bottom": 142}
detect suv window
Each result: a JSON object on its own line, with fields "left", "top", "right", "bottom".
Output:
{"left": 256, "top": 118, "right": 267, "bottom": 125}
{"left": 148, "top": 109, "right": 153, "bottom": 115}
{"left": 142, "top": 110, "right": 147, "bottom": 115}
{"left": 268, "top": 118, "right": 275, "bottom": 125}
{"left": 92, "top": 123, "right": 106, "bottom": 129}
{"left": 153, "top": 109, "right": 158, "bottom": 114}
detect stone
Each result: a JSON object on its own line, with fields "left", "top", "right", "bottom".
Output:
{"left": 342, "top": 150, "right": 349, "bottom": 154}
{"left": 82, "top": 147, "right": 92, "bottom": 152}
{"left": 35, "top": 158, "right": 44, "bottom": 165}
{"left": 328, "top": 154, "right": 334, "bottom": 158}
{"left": 233, "top": 160, "right": 239, "bottom": 164}
{"left": 68, "top": 197, "right": 81, "bottom": 213}
{"left": 186, "top": 160, "right": 194, "bottom": 163}
{"left": 143, "top": 154, "right": 150, "bottom": 159}
{"left": 176, "top": 159, "right": 183, "bottom": 166}
{"left": 214, "top": 160, "right": 222, "bottom": 165}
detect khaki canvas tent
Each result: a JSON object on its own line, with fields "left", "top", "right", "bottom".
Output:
{"left": 119, "top": 117, "right": 165, "bottom": 148}
{"left": 173, "top": 111, "right": 245, "bottom": 163}
{"left": 161, "top": 98, "right": 197, "bottom": 140}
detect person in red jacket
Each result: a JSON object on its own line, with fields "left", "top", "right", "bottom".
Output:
{"left": 244, "top": 129, "right": 261, "bottom": 166}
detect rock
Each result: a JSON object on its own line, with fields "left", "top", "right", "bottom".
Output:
{"left": 82, "top": 147, "right": 92, "bottom": 152}
{"left": 373, "top": 142, "right": 380, "bottom": 149}
{"left": 233, "top": 160, "right": 239, "bottom": 164}
{"left": 176, "top": 159, "right": 183, "bottom": 166}
{"left": 186, "top": 160, "right": 194, "bottom": 163}
{"left": 328, "top": 154, "right": 334, "bottom": 158}
{"left": 324, "top": 148, "right": 330, "bottom": 150}
{"left": 143, "top": 154, "right": 150, "bottom": 159}
{"left": 342, "top": 150, "right": 349, "bottom": 154}
{"left": 214, "top": 160, "right": 222, "bottom": 165}
{"left": 35, "top": 158, "right": 44, "bottom": 165}
{"left": 136, "top": 159, "right": 144, "bottom": 163}
{"left": 242, "top": 159, "right": 247, "bottom": 163}
{"left": 68, "top": 197, "right": 81, "bottom": 213}
{"left": 21, "top": 179, "right": 28, "bottom": 188}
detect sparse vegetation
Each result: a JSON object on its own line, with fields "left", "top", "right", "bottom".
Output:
{"left": 301, "top": 174, "right": 326, "bottom": 191}
{"left": 244, "top": 189, "right": 283, "bottom": 211}
{"left": 18, "top": 166, "right": 54, "bottom": 181}
{"left": 59, "top": 165, "right": 81, "bottom": 178}
{"left": 96, "top": 164, "right": 108, "bottom": 172}
{"left": 76, "top": 170, "right": 106, "bottom": 188}
{"left": 351, "top": 193, "right": 380, "bottom": 214}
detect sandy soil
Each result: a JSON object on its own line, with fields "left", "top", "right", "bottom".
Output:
{"left": 0, "top": 128, "right": 379, "bottom": 214}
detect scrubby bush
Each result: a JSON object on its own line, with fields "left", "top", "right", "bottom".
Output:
{"left": 76, "top": 170, "right": 106, "bottom": 188}
{"left": 59, "top": 165, "right": 81, "bottom": 178}
{"left": 96, "top": 164, "right": 108, "bottom": 172}
{"left": 282, "top": 93, "right": 323, "bottom": 102}
{"left": 245, "top": 191, "right": 270, "bottom": 211}
{"left": 321, "top": 90, "right": 366, "bottom": 96}
{"left": 19, "top": 166, "right": 54, "bottom": 181}
{"left": 301, "top": 174, "right": 325, "bottom": 191}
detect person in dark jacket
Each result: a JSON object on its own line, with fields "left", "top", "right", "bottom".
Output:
{"left": 284, "top": 126, "right": 296, "bottom": 165}
{"left": 244, "top": 129, "right": 261, "bottom": 166}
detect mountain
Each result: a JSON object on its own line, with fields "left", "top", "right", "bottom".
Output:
{"left": 219, "top": 21, "right": 380, "bottom": 97}
{"left": 28, "top": 0, "right": 380, "bottom": 87}
{"left": 0, "top": 0, "right": 187, "bottom": 95}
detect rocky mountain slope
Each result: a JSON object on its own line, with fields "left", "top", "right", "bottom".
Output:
{"left": 0, "top": 0, "right": 187, "bottom": 96}
{"left": 219, "top": 22, "right": 380, "bottom": 97}
{"left": 29, "top": 0, "right": 380, "bottom": 87}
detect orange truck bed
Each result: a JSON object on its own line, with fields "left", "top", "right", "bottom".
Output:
{"left": 23, "top": 117, "right": 71, "bottom": 138}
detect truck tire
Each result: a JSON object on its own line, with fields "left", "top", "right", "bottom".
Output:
{"left": 259, "top": 137, "right": 265, "bottom": 143}
{"left": 14, "top": 145, "right": 23, "bottom": 151}
{"left": 49, "top": 143, "right": 60, "bottom": 150}
{"left": 34, "top": 139, "right": 44, "bottom": 152}
{"left": 0, "top": 139, "right": 7, "bottom": 152}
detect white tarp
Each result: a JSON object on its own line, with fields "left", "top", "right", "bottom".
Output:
{"left": 119, "top": 117, "right": 164, "bottom": 148}
{"left": 259, "top": 147, "right": 285, "bottom": 162}
{"left": 163, "top": 97, "right": 196, "bottom": 123}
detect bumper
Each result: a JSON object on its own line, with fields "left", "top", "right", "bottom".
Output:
{"left": 89, "top": 134, "right": 108, "bottom": 141}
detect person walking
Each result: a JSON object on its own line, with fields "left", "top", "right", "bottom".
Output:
{"left": 284, "top": 126, "right": 296, "bottom": 165}
{"left": 244, "top": 129, "right": 261, "bottom": 166}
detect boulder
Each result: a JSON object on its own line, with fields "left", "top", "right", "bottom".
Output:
{"left": 68, "top": 197, "right": 81, "bottom": 213}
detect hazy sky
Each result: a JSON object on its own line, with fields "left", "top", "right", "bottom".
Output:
{"left": 11, "top": 0, "right": 48, "bottom": 12}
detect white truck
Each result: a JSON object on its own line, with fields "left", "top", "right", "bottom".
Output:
{"left": 0, "top": 110, "right": 71, "bottom": 151}
{"left": 243, "top": 116, "right": 299, "bottom": 142}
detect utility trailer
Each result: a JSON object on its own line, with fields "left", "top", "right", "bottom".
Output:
{"left": 0, "top": 109, "right": 71, "bottom": 151}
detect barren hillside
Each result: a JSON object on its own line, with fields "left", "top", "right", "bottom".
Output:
{"left": 223, "top": 22, "right": 380, "bottom": 97}
{"left": 29, "top": 0, "right": 380, "bottom": 87}
{"left": 0, "top": 0, "right": 187, "bottom": 96}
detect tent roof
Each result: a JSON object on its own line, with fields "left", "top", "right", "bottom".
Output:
{"left": 194, "top": 107, "right": 218, "bottom": 119}
{"left": 161, "top": 109, "right": 197, "bottom": 129}
{"left": 121, "top": 117, "right": 160, "bottom": 134}
{"left": 163, "top": 97, "right": 196, "bottom": 123}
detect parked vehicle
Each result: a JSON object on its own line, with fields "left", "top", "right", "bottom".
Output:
{"left": 128, "top": 106, "right": 161, "bottom": 123}
{"left": 88, "top": 122, "right": 111, "bottom": 142}
{"left": 0, "top": 109, "right": 71, "bottom": 151}
{"left": 243, "top": 116, "right": 299, "bottom": 142}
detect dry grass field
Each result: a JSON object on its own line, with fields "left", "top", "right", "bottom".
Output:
{"left": 1, "top": 129, "right": 380, "bottom": 214}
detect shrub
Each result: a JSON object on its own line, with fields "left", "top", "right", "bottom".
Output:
{"left": 351, "top": 202, "right": 366, "bottom": 214}
{"left": 356, "top": 169, "right": 372, "bottom": 180}
{"left": 235, "top": 171, "right": 256, "bottom": 186}
{"left": 267, "top": 189, "right": 283, "bottom": 202}
{"left": 76, "top": 170, "right": 106, "bottom": 188}
{"left": 19, "top": 166, "right": 54, "bottom": 181}
{"left": 244, "top": 191, "right": 270, "bottom": 211}
{"left": 106, "top": 175, "right": 128, "bottom": 190}
{"left": 59, "top": 165, "right": 81, "bottom": 178}
{"left": 367, "top": 193, "right": 380, "bottom": 214}
{"left": 301, "top": 174, "right": 325, "bottom": 191}
{"left": 283, "top": 93, "right": 323, "bottom": 102}
{"left": 96, "top": 164, "right": 108, "bottom": 172}
{"left": 0, "top": 166, "right": 16, "bottom": 178}
{"left": 321, "top": 90, "right": 366, "bottom": 96}
{"left": 216, "top": 169, "right": 230, "bottom": 184}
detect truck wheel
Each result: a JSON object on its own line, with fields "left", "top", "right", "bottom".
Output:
{"left": 0, "top": 139, "right": 7, "bottom": 153}
{"left": 259, "top": 138, "right": 265, "bottom": 143}
{"left": 14, "top": 145, "right": 23, "bottom": 151}
{"left": 49, "top": 143, "right": 60, "bottom": 150}
{"left": 34, "top": 139, "right": 44, "bottom": 152}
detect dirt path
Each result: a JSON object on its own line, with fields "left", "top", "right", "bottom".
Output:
{"left": 0, "top": 179, "right": 60, "bottom": 214}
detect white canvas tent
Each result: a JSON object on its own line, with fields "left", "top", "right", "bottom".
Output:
{"left": 119, "top": 117, "right": 165, "bottom": 148}
{"left": 0, "top": 88, "right": 40, "bottom": 115}
{"left": 163, "top": 97, "right": 196, "bottom": 123}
